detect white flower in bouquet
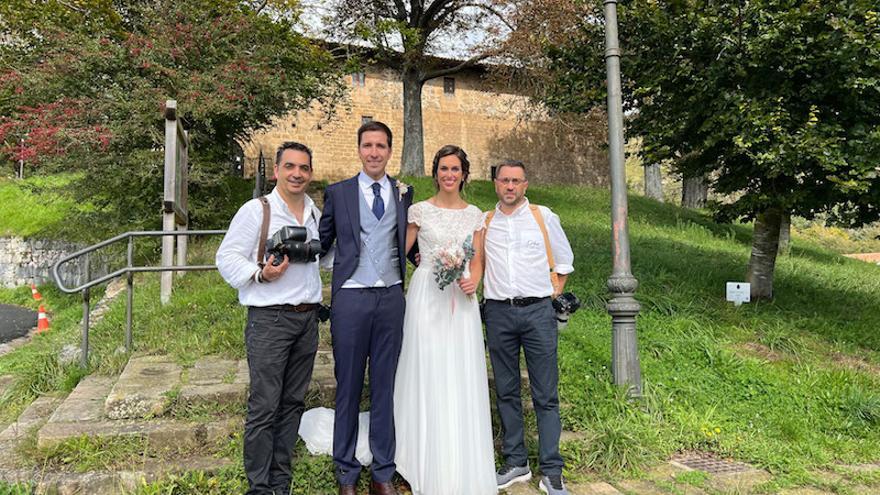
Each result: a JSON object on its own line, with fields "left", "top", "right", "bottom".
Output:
{"left": 432, "top": 235, "right": 475, "bottom": 290}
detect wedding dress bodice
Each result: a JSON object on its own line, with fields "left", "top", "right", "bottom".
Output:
{"left": 408, "top": 201, "right": 485, "bottom": 267}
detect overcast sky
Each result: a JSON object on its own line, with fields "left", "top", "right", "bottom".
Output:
{"left": 295, "top": 0, "right": 507, "bottom": 61}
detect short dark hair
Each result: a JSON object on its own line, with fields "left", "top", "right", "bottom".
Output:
{"left": 495, "top": 159, "right": 526, "bottom": 176}
{"left": 357, "top": 121, "right": 393, "bottom": 148}
{"left": 432, "top": 145, "right": 470, "bottom": 191}
{"left": 275, "top": 141, "right": 312, "bottom": 166}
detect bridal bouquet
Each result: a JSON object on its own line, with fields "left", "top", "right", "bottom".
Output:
{"left": 432, "top": 235, "right": 475, "bottom": 291}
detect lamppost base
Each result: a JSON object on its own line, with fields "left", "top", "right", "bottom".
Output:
{"left": 607, "top": 274, "right": 642, "bottom": 397}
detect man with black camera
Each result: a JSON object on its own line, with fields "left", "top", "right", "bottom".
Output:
{"left": 216, "top": 141, "right": 326, "bottom": 495}
{"left": 481, "top": 160, "right": 575, "bottom": 495}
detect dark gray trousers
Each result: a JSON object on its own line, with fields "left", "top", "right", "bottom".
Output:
{"left": 484, "top": 298, "right": 564, "bottom": 476}
{"left": 244, "top": 306, "right": 319, "bottom": 495}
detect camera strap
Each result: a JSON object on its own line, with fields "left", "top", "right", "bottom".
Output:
{"left": 483, "top": 205, "right": 559, "bottom": 294}
{"left": 256, "top": 195, "right": 320, "bottom": 266}
{"left": 257, "top": 196, "right": 270, "bottom": 266}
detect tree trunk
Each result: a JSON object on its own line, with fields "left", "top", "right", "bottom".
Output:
{"left": 644, "top": 163, "right": 663, "bottom": 201}
{"left": 400, "top": 70, "right": 426, "bottom": 176}
{"left": 778, "top": 211, "right": 791, "bottom": 255}
{"left": 681, "top": 173, "right": 708, "bottom": 208}
{"left": 747, "top": 207, "right": 783, "bottom": 300}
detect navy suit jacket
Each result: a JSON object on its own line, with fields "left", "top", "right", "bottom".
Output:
{"left": 319, "top": 174, "right": 414, "bottom": 299}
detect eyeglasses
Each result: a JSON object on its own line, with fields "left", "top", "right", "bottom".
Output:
{"left": 495, "top": 177, "right": 526, "bottom": 186}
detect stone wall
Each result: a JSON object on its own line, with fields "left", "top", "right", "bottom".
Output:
{"left": 242, "top": 67, "right": 609, "bottom": 186}
{"left": 0, "top": 237, "right": 103, "bottom": 289}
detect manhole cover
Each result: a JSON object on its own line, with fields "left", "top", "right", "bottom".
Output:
{"left": 672, "top": 453, "right": 756, "bottom": 474}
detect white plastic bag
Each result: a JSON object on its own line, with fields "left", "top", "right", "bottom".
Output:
{"left": 298, "top": 407, "right": 373, "bottom": 466}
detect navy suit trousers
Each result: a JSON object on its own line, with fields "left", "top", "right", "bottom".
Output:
{"left": 331, "top": 285, "right": 405, "bottom": 485}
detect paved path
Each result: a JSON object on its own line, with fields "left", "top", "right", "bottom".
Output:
{"left": 0, "top": 304, "right": 35, "bottom": 344}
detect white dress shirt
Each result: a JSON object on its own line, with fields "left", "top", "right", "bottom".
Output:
{"left": 483, "top": 198, "right": 575, "bottom": 300}
{"left": 358, "top": 170, "right": 392, "bottom": 209}
{"left": 341, "top": 171, "right": 402, "bottom": 288}
{"left": 216, "top": 188, "right": 324, "bottom": 307}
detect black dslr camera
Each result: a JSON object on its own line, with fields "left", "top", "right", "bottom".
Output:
{"left": 552, "top": 292, "right": 581, "bottom": 330}
{"left": 265, "top": 226, "right": 321, "bottom": 265}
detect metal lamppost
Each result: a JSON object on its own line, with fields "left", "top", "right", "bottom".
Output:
{"left": 603, "top": 0, "right": 642, "bottom": 396}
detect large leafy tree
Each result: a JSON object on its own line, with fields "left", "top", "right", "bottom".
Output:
{"left": 322, "top": 0, "right": 513, "bottom": 176}
{"left": 534, "top": 0, "right": 880, "bottom": 299}
{"left": 0, "top": 0, "right": 341, "bottom": 233}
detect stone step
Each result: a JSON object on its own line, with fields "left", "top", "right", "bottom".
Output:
{"left": 178, "top": 357, "right": 248, "bottom": 408}
{"left": 38, "top": 416, "right": 239, "bottom": 450}
{"left": 0, "top": 374, "right": 14, "bottom": 397}
{"left": 48, "top": 375, "right": 116, "bottom": 424}
{"left": 105, "top": 355, "right": 182, "bottom": 419}
{"left": 29, "top": 352, "right": 338, "bottom": 451}
{"left": 0, "top": 455, "right": 235, "bottom": 495}
{"left": 0, "top": 395, "right": 62, "bottom": 443}
{"left": 500, "top": 481, "right": 622, "bottom": 495}
{"left": 0, "top": 375, "right": 17, "bottom": 433}
{"left": 0, "top": 394, "right": 63, "bottom": 469}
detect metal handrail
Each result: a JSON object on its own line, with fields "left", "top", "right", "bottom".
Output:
{"left": 51, "top": 230, "right": 227, "bottom": 368}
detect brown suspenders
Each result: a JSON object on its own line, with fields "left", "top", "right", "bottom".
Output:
{"left": 483, "top": 204, "right": 560, "bottom": 294}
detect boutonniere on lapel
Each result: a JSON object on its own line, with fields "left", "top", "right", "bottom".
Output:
{"left": 395, "top": 180, "right": 410, "bottom": 202}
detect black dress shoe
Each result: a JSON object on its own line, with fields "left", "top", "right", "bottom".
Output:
{"left": 338, "top": 483, "right": 356, "bottom": 495}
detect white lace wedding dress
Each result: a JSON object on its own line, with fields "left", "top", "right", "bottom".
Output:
{"left": 393, "top": 201, "right": 497, "bottom": 495}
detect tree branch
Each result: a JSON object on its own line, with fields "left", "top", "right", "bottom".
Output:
{"left": 421, "top": 0, "right": 454, "bottom": 28}
{"left": 56, "top": 0, "right": 87, "bottom": 13}
{"left": 392, "top": 0, "right": 408, "bottom": 22}
{"left": 254, "top": 0, "right": 268, "bottom": 15}
{"left": 459, "top": 2, "right": 514, "bottom": 31}
{"left": 421, "top": 51, "right": 492, "bottom": 81}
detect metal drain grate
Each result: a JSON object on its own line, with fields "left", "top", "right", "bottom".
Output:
{"left": 671, "top": 453, "right": 756, "bottom": 474}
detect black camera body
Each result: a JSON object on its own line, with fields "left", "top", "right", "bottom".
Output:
{"left": 317, "top": 304, "right": 331, "bottom": 323}
{"left": 265, "top": 226, "right": 321, "bottom": 265}
{"left": 552, "top": 292, "right": 581, "bottom": 330}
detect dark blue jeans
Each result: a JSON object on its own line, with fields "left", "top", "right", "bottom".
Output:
{"left": 484, "top": 298, "right": 564, "bottom": 476}
{"left": 244, "top": 306, "right": 319, "bottom": 495}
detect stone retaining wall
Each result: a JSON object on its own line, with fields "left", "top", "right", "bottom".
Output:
{"left": 0, "top": 236, "right": 106, "bottom": 289}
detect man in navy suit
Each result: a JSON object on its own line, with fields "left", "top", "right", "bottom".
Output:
{"left": 319, "top": 121, "right": 413, "bottom": 495}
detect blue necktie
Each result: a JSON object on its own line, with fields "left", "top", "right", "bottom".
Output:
{"left": 371, "top": 182, "right": 385, "bottom": 220}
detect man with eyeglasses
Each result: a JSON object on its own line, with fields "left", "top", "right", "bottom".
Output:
{"left": 482, "top": 159, "right": 574, "bottom": 495}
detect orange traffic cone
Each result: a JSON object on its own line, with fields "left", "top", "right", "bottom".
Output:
{"left": 31, "top": 283, "right": 42, "bottom": 301}
{"left": 37, "top": 305, "right": 50, "bottom": 333}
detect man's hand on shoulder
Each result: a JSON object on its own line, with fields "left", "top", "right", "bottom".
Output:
{"left": 260, "top": 255, "right": 289, "bottom": 282}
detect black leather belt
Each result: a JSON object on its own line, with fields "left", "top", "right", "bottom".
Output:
{"left": 491, "top": 297, "right": 549, "bottom": 307}
{"left": 263, "top": 303, "right": 320, "bottom": 313}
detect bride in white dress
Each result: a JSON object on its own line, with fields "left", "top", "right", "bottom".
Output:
{"left": 394, "top": 145, "right": 497, "bottom": 495}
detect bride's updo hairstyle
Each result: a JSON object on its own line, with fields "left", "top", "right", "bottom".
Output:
{"left": 431, "top": 145, "right": 470, "bottom": 191}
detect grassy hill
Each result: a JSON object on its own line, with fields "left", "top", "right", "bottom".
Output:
{"left": 0, "top": 175, "right": 77, "bottom": 238}
{"left": 1, "top": 176, "right": 879, "bottom": 492}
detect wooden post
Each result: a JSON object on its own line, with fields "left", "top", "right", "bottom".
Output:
{"left": 161, "top": 101, "right": 178, "bottom": 304}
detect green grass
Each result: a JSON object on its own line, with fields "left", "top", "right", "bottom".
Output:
{"left": 0, "top": 284, "right": 97, "bottom": 424}
{"left": 0, "top": 482, "right": 33, "bottom": 495}
{"left": 0, "top": 175, "right": 78, "bottom": 238}
{"left": 1, "top": 177, "right": 879, "bottom": 492}
{"left": 0, "top": 172, "right": 256, "bottom": 241}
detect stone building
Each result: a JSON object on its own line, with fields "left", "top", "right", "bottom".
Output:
{"left": 242, "top": 62, "right": 609, "bottom": 186}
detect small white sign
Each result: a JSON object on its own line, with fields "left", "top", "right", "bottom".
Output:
{"left": 726, "top": 282, "right": 751, "bottom": 306}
